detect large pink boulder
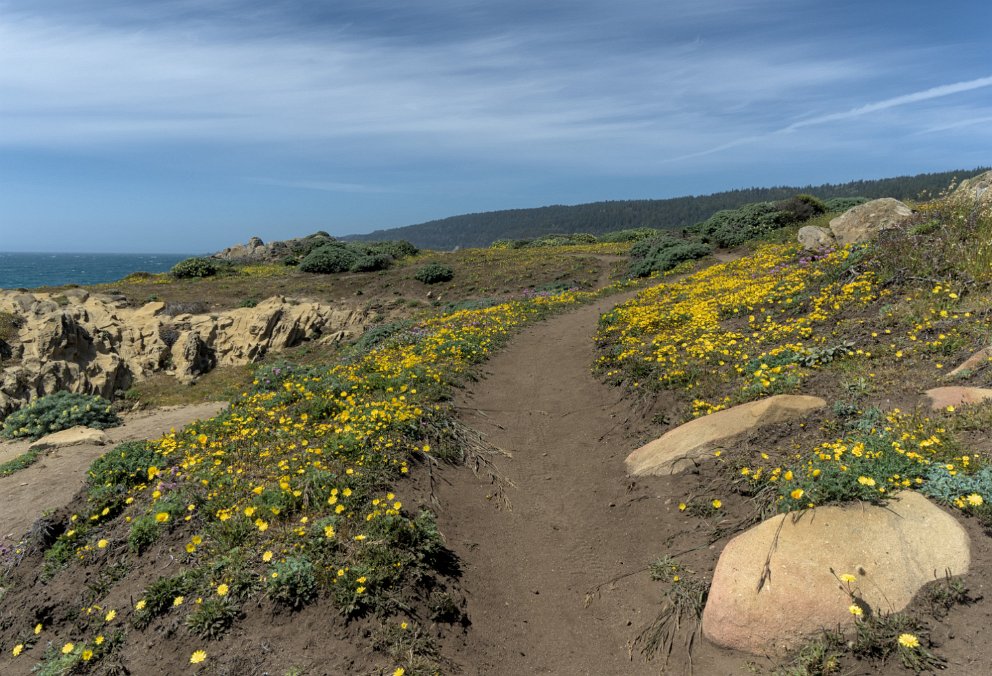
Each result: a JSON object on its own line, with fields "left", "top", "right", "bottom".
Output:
{"left": 702, "top": 492, "right": 969, "bottom": 654}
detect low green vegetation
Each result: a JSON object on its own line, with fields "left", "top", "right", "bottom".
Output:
{"left": 0, "top": 447, "right": 46, "bottom": 477}
{"left": 414, "top": 262, "right": 455, "bottom": 284}
{"left": 171, "top": 257, "right": 219, "bottom": 279}
{"left": 689, "top": 194, "right": 828, "bottom": 248}
{"left": 1, "top": 392, "right": 121, "bottom": 440}
{"left": 298, "top": 240, "right": 419, "bottom": 274}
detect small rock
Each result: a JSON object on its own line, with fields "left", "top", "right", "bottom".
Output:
{"left": 950, "top": 170, "right": 992, "bottom": 209}
{"left": 924, "top": 386, "right": 992, "bottom": 410}
{"left": 797, "top": 225, "right": 835, "bottom": 250}
{"left": 947, "top": 346, "right": 992, "bottom": 378}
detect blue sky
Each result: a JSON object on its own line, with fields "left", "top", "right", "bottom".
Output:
{"left": 1, "top": 0, "right": 990, "bottom": 253}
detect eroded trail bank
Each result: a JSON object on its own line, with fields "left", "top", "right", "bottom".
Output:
{"left": 435, "top": 292, "right": 744, "bottom": 675}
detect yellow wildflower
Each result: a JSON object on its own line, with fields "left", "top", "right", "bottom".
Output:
{"left": 898, "top": 633, "right": 920, "bottom": 649}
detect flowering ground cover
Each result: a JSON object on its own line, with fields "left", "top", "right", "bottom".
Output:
{"left": 597, "top": 191, "right": 992, "bottom": 673}
{"left": 0, "top": 273, "right": 648, "bottom": 674}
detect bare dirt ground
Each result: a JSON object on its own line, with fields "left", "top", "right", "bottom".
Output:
{"left": 436, "top": 291, "right": 747, "bottom": 675}
{"left": 0, "top": 402, "right": 227, "bottom": 543}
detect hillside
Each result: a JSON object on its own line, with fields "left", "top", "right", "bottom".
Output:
{"left": 2, "top": 174, "right": 992, "bottom": 674}
{"left": 343, "top": 167, "right": 988, "bottom": 250}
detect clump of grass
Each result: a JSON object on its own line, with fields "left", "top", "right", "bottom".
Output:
{"left": 133, "top": 572, "right": 198, "bottom": 629}
{"left": 634, "top": 556, "right": 709, "bottom": 666}
{"left": 186, "top": 597, "right": 240, "bottom": 639}
{"left": 773, "top": 633, "right": 844, "bottom": 676}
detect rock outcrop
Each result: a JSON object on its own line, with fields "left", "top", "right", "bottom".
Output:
{"left": 951, "top": 170, "right": 992, "bottom": 209}
{"left": 0, "top": 292, "right": 367, "bottom": 417}
{"left": 212, "top": 232, "right": 334, "bottom": 263}
{"left": 828, "top": 198, "right": 913, "bottom": 245}
{"left": 702, "top": 491, "right": 970, "bottom": 654}
{"left": 624, "top": 395, "right": 826, "bottom": 476}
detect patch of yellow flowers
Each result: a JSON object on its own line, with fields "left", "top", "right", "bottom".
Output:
{"left": 28, "top": 284, "right": 628, "bottom": 670}
{"left": 597, "top": 244, "right": 879, "bottom": 397}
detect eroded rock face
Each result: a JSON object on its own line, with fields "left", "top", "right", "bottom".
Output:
{"left": 797, "top": 225, "right": 835, "bottom": 250}
{"left": 951, "top": 170, "right": 992, "bottom": 209}
{"left": 828, "top": 198, "right": 913, "bottom": 245}
{"left": 624, "top": 395, "right": 826, "bottom": 476}
{"left": 702, "top": 491, "right": 970, "bottom": 654}
{"left": 0, "top": 292, "right": 368, "bottom": 417}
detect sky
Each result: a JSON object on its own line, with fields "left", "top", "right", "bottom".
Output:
{"left": 1, "top": 0, "right": 990, "bottom": 253}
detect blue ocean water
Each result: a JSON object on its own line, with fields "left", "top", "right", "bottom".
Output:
{"left": 0, "top": 252, "right": 197, "bottom": 290}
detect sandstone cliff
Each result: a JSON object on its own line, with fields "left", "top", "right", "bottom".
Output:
{"left": 0, "top": 291, "right": 367, "bottom": 418}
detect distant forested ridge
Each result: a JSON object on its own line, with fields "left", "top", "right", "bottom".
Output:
{"left": 343, "top": 168, "right": 988, "bottom": 250}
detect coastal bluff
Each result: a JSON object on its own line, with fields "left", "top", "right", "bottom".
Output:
{"left": 0, "top": 290, "right": 368, "bottom": 418}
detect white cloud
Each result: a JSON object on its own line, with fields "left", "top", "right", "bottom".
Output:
{"left": 0, "top": 10, "right": 863, "bottom": 169}
{"left": 784, "top": 75, "right": 992, "bottom": 131}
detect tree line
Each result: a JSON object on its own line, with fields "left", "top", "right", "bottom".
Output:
{"left": 343, "top": 168, "right": 988, "bottom": 250}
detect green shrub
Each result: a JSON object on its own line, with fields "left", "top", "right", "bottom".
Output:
{"left": 598, "top": 227, "right": 663, "bottom": 243}
{"left": 350, "top": 254, "right": 393, "bottom": 273}
{"left": 629, "top": 232, "right": 680, "bottom": 259}
{"left": 171, "top": 257, "right": 218, "bottom": 279}
{"left": 524, "top": 233, "right": 598, "bottom": 247}
{"left": 298, "top": 244, "right": 360, "bottom": 274}
{"left": 347, "top": 320, "right": 416, "bottom": 358}
{"left": 134, "top": 573, "right": 197, "bottom": 628}
{"left": 266, "top": 555, "right": 318, "bottom": 608}
{"left": 289, "top": 233, "right": 336, "bottom": 258}
{"left": 824, "top": 197, "right": 869, "bottom": 212}
{"left": 127, "top": 514, "right": 161, "bottom": 555}
{"left": 363, "top": 240, "right": 419, "bottom": 259}
{"left": 1, "top": 391, "right": 121, "bottom": 440}
{"left": 629, "top": 238, "right": 711, "bottom": 277}
{"left": 693, "top": 202, "right": 787, "bottom": 247}
{"left": 775, "top": 194, "right": 827, "bottom": 224}
{"left": 414, "top": 263, "right": 454, "bottom": 284}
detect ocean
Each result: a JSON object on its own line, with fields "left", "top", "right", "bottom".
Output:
{"left": 0, "top": 252, "right": 197, "bottom": 290}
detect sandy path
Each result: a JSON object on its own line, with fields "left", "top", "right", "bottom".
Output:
{"left": 435, "top": 289, "right": 711, "bottom": 674}
{"left": 0, "top": 402, "right": 227, "bottom": 542}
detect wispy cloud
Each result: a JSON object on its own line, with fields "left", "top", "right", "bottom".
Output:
{"left": 669, "top": 75, "right": 992, "bottom": 163}
{"left": 0, "top": 6, "right": 862, "bottom": 172}
{"left": 785, "top": 75, "right": 992, "bottom": 131}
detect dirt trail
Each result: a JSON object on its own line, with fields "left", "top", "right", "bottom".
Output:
{"left": 0, "top": 402, "right": 227, "bottom": 542}
{"left": 437, "top": 287, "right": 745, "bottom": 675}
